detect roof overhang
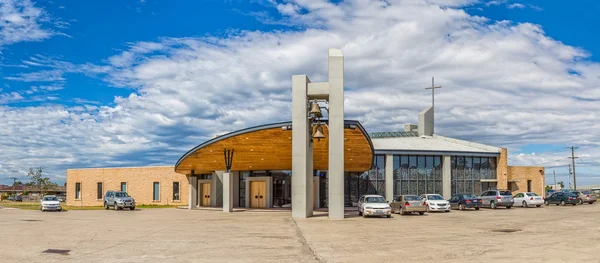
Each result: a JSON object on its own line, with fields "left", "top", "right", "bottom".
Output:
{"left": 175, "top": 120, "right": 374, "bottom": 174}
{"left": 374, "top": 150, "right": 500, "bottom": 157}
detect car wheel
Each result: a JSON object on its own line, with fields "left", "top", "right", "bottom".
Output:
{"left": 114, "top": 202, "right": 119, "bottom": 211}
{"left": 58, "top": 209, "right": 62, "bottom": 212}
{"left": 560, "top": 201, "right": 566, "bottom": 206}
{"left": 579, "top": 199, "right": 583, "bottom": 205}
{"left": 363, "top": 213, "right": 368, "bottom": 218}
{"left": 358, "top": 210, "right": 362, "bottom": 216}
{"left": 426, "top": 205, "right": 430, "bottom": 213}
{"left": 130, "top": 206, "right": 135, "bottom": 211}
{"left": 544, "top": 200, "right": 549, "bottom": 206}
{"left": 419, "top": 212, "right": 424, "bottom": 215}
{"left": 445, "top": 210, "right": 450, "bottom": 213}
{"left": 572, "top": 203, "right": 577, "bottom": 206}
{"left": 490, "top": 201, "right": 497, "bottom": 209}
{"left": 475, "top": 207, "right": 480, "bottom": 211}
{"left": 40, "top": 207, "right": 43, "bottom": 211}
{"left": 104, "top": 202, "right": 109, "bottom": 210}
{"left": 386, "top": 215, "right": 391, "bottom": 218}
{"left": 589, "top": 202, "right": 594, "bottom": 205}
{"left": 400, "top": 207, "right": 406, "bottom": 215}
{"left": 458, "top": 203, "right": 464, "bottom": 211}
{"left": 506, "top": 206, "right": 512, "bottom": 209}
{"left": 522, "top": 201, "right": 528, "bottom": 208}
{"left": 536, "top": 205, "right": 541, "bottom": 207}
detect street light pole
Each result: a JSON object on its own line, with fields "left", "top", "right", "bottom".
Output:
{"left": 10, "top": 177, "right": 17, "bottom": 197}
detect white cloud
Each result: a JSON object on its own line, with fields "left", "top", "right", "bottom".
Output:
{"left": 2, "top": 0, "right": 600, "bottom": 185}
{"left": 508, "top": 3, "right": 525, "bottom": 9}
{"left": 0, "top": 0, "right": 63, "bottom": 47}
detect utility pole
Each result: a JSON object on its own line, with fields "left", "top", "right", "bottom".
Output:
{"left": 568, "top": 146, "right": 579, "bottom": 190}
{"left": 568, "top": 164, "right": 572, "bottom": 191}
{"left": 553, "top": 170, "right": 556, "bottom": 190}
{"left": 425, "top": 77, "right": 442, "bottom": 132}
{"left": 9, "top": 177, "right": 17, "bottom": 197}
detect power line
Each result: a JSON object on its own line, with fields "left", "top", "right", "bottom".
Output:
{"left": 578, "top": 158, "right": 598, "bottom": 177}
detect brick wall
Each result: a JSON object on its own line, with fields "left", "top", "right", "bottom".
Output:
{"left": 496, "top": 148, "right": 509, "bottom": 190}
{"left": 508, "top": 166, "right": 545, "bottom": 196}
{"left": 66, "top": 166, "right": 189, "bottom": 207}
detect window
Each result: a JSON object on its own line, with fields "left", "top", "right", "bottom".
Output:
{"left": 121, "top": 182, "right": 127, "bottom": 192}
{"left": 173, "top": 182, "right": 180, "bottom": 201}
{"left": 153, "top": 182, "right": 160, "bottom": 201}
{"left": 394, "top": 155, "right": 443, "bottom": 197}
{"left": 75, "top": 182, "right": 81, "bottom": 199}
{"left": 527, "top": 180, "right": 532, "bottom": 192}
{"left": 239, "top": 172, "right": 249, "bottom": 207}
{"left": 97, "top": 182, "right": 103, "bottom": 199}
{"left": 451, "top": 156, "right": 497, "bottom": 195}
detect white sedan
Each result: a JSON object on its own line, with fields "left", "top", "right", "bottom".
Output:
{"left": 513, "top": 192, "right": 544, "bottom": 208}
{"left": 358, "top": 195, "right": 392, "bottom": 218}
{"left": 40, "top": 195, "right": 62, "bottom": 212}
{"left": 420, "top": 194, "right": 450, "bottom": 212}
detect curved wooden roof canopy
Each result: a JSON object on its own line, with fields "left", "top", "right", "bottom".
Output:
{"left": 175, "top": 120, "right": 374, "bottom": 175}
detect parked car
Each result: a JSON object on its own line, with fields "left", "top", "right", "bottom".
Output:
{"left": 480, "top": 190, "right": 514, "bottom": 209}
{"left": 449, "top": 194, "right": 482, "bottom": 210}
{"left": 420, "top": 194, "right": 450, "bottom": 212}
{"left": 572, "top": 191, "right": 596, "bottom": 205}
{"left": 513, "top": 192, "right": 544, "bottom": 208}
{"left": 391, "top": 195, "right": 426, "bottom": 215}
{"left": 7, "top": 196, "right": 15, "bottom": 201}
{"left": 104, "top": 190, "right": 136, "bottom": 211}
{"left": 546, "top": 189, "right": 556, "bottom": 197}
{"left": 544, "top": 192, "right": 578, "bottom": 206}
{"left": 14, "top": 195, "right": 22, "bottom": 202}
{"left": 357, "top": 195, "right": 391, "bottom": 218}
{"left": 40, "top": 195, "right": 62, "bottom": 212}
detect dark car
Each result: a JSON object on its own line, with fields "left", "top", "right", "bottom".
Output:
{"left": 544, "top": 192, "right": 578, "bottom": 206}
{"left": 11, "top": 195, "right": 23, "bottom": 202}
{"left": 449, "top": 194, "right": 482, "bottom": 211}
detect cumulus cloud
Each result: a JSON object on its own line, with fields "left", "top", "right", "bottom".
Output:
{"left": 1, "top": 0, "right": 600, "bottom": 185}
{"left": 507, "top": 3, "right": 525, "bottom": 9}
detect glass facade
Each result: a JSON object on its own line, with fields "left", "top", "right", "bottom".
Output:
{"left": 173, "top": 182, "right": 180, "bottom": 201}
{"left": 451, "top": 156, "right": 497, "bottom": 196}
{"left": 239, "top": 172, "right": 249, "bottom": 207}
{"left": 359, "top": 155, "right": 385, "bottom": 196}
{"left": 393, "top": 155, "right": 443, "bottom": 197}
{"left": 153, "top": 182, "right": 160, "bottom": 201}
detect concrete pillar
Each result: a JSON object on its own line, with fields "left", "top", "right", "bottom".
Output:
{"left": 328, "top": 48, "right": 344, "bottom": 219}
{"left": 223, "top": 172, "right": 233, "bottom": 212}
{"left": 212, "top": 171, "right": 224, "bottom": 207}
{"left": 313, "top": 176, "right": 320, "bottom": 209}
{"left": 292, "top": 75, "right": 313, "bottom": 218}
{"left": 442, "top": 156, "right": 451, "bottom": 199}
{"left": 385, "top": 154, "right": 394, "bottom": 202}
{"left": 188, "top": 175, "right": 197, "bottom": 209}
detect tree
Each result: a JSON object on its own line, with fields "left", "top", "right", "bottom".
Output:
{"left": 26, "top": 167, "right": 58, "bottom": 197}
{"left": 557, "top": 181, "right": 564, "bottom": 189}
{"left": 545, "top": 185, "right": 551, "bottom": 192}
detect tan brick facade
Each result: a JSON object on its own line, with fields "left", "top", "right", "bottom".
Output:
{"left": 495, "top": 148, "right": 545, "bottom": 196}
{"left": 66, "top": 166, "right": 189, "bottom": 207}
{"left": 496, "top": 148, "right": 509, "bottom": 190}
{"left": 508, "top": 166, "right": 545, "bottom": 196}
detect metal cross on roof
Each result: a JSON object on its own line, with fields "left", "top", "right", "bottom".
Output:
{"left": 424, "top": 77, "right": 442, "bottom": 110}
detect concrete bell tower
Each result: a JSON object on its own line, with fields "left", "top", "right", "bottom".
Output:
{"left": 291, "top": 49, "right": 345, "bottom": 219}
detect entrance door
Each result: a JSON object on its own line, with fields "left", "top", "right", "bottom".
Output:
{"left": 201, "top": 183, "right": 211, "bottom": 206}
{"left": 250, "top": 181, "right": 266, "bottom": 208}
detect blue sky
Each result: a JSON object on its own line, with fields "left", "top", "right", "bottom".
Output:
{"left": 1, "top": 0, "right": 599, "bottom": 186}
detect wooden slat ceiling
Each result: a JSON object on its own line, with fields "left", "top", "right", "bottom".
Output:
{"left": 175, "top": 123, "right": 373, "bottom": 174}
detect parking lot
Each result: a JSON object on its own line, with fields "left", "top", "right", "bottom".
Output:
{"left": 1, "top": 204, "right": 599, "bottom": 263}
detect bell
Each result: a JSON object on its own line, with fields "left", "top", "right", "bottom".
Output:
{"left": 309, "top": 101, "right": 322, "bottom": 117}
{"left": 312, "top": 125, "right": 326, "bottom": 141}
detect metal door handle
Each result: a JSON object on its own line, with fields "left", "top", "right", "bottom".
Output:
{"left": 207, "top": 195, "right": 210, "bottom": 198}
{"left": 255, "top": 195, "right": 258, "bottom": 199}
{"left": 259, "top": 195, "right": 263, "bottom": 199}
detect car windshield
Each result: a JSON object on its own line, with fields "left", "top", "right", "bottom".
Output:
{"left": 43, "top": 196, "right": 58, "bottom": 201}
{"left": 365, "top": 196, "right": 386, "bottom": 203}
{"left": 572, "top": 192, "right": 580, "bottom": 195}
{"left": 115, "top": 192, "right": 130, "bottom": 197}
{"left": 462, "top": 194, "right": 477, "bottom": 199}
{"left": 404, "top": 196, "right": 420, "bottom": 201}
{"left": 582, "top": 191, "right": 591, "bottom": 194}
{"left": 428, "top": 195, "right": 444, "bottom": 200}
{"left": 499, "top": 191, "right": 511, "bottom": 195}
{"left": 527, "top": 193, "right": 539, "bottom": 196}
